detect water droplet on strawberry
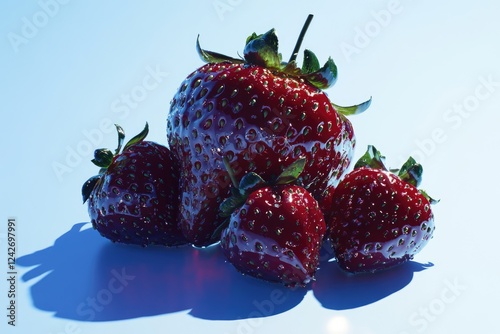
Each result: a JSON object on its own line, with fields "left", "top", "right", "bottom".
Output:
{"left": 317, "top": 123, "right": 324, "bottom": 134}
{"left": 255, "top": 242, "right": 263, "bottom": 252}
{"left": 402, "top": 225, "right": 410, "bottom": 234}
{"left": 216, "top": 84, "right": 225, "bottom": 94}
{"left": 245, "top": 128, "right": 257, "bottom": 141}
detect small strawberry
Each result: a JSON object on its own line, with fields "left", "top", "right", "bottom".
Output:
{"left": 167, "top": 15, "right": 370, "bottom": 246}
{"left": 219, "top": 157, "right": 326, "bottom": 287}
{"left": 327, "top": 146, "right": 438, "bottom": 273}
{"left": 82, "top": 123, "right": 187, "bottom": 247}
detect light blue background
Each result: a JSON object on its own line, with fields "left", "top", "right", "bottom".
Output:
{"left": 1, "top": 1, "right": 499, "bottom": 333}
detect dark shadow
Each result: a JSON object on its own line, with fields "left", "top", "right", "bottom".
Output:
{"left": 16, "top": 223, "right": 306, "bottom": 322}
{"left": 312, "top": 258, "right": 433, "bottom": 310}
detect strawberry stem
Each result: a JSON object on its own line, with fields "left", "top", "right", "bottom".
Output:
{"left": 289, "top": 14, "right": 314, "bottom": 64}
{"left": 223, "top": 157, "right": 239, "bottom": 189}
{"left": 220, "top": 157, "right": 248, "bottom": 218}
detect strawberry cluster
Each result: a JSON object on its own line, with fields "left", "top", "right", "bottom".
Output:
{"left": 83, "top": 15, "right": 437, "bottom": 287}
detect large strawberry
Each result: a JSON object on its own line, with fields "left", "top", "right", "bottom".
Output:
{"left": 167, "top": 15, "right": 370, "bottom": 246}
{"left": 82, "top": 123, "right": 188, "bottom": 247}
{"left": 219, "top": 157, "right": 326, "bottom": 287}
{"left": 327, "top": 146, "right": 438, "bottom": 273}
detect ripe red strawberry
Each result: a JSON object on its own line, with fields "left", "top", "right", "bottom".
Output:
{"left": 327, "top": 146, "right": 438, "bottom": 273}
{"left": 82, "top": 123, "right": 187, "bottom": 247}
{"left": 167, "top": 15, "right": 370, "bottom": 246}
{"left": 219, "top": 158, "right": 326, "bottom": 287}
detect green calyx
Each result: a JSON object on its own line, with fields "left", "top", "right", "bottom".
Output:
{"left": 219, "top": 157, "right": 306, "bottom": 218}
{"left": 81, "top": 122, "right": 150, "bottom": 203}
{"left": 81, "top": 175, "right": 102, "bottom": 203}
{"left": 354, "top": 145, "right": 439, "bottom": 205}
{"left": 123, "top": 122, "right": 149, "bottom": 151}
{"left": 196, "top": 15, "right": 371, "bottom": 116}
{"left": 196, "top": 14, "right": 339, "bottom": 90}
{"left": 331, "top": 98, "right": 372, "bottom": 116}
{"left": 398, "top": 156, "right": 423, "bottom": 188}
{"left": 354, "top": 145, "right": 388, "bottom": 170}
{"left": 244, "top": 29, "right": 281, "bottom": 69}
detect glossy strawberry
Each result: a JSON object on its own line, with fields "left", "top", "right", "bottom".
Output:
{"left": 219, "top": 158, "right": 326, "bottom": 287}
{"left": 167, "top": 15, "right": 370, "bottom": 246}
{"left": 82, "top": 123, "right": 187, "bottom": 247}
{"left": 328, "top": 146, "right": 437, "bottom": 273}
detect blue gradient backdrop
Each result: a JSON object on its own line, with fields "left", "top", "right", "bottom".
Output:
{"left": 1, "top": 1, "right": 499, "bottom": 333}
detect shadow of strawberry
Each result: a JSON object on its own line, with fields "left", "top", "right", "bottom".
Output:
{"left": 16, "top": 222, "right": 306, "bottom": 321}
{"left": 312, "top": 258, "right": 433, "bottom": 310}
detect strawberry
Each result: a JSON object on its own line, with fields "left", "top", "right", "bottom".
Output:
{"left": 219, "top": 157, "right": 326, "bottom": 287}
{"left": 327, "top": 146, "right": 438, "bottom": 273}
{"left": 82, "top": 123, "right": 188, "bottom": 247}
{"left": 167, "top": 15, "right": 370, "bottom": 246}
